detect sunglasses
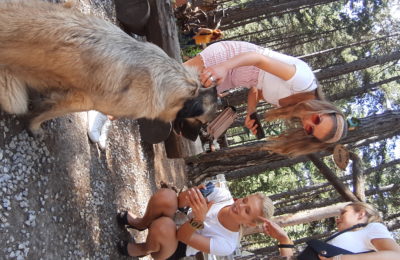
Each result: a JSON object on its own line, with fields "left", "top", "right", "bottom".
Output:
{"left": 304, "top": 114, "right": 321, "bottom": 136}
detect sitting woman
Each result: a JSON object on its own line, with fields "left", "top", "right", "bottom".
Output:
{"left": 116, "top": 185, "right": 274, "bottom": 259}
{"left": 184, "top": 40, "right": 347, "bottom": 156}
{"left": 261, "top": 202, "right": 400, "bottom": 260}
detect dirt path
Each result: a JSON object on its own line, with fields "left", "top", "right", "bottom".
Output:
{"left": 0, "top": 1, "right": 189, "bottom": 259}
{"left": 0, "top": 113, "right": 188, "bottom": 260}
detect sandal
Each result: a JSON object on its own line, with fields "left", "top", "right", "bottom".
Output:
{"left": 117, "top": 240, "right": 146, "bottom": 258}
{"left": 116, "top": 211, "right": 146, "bottom": 231}
{"left": 117, "top": 240, "right": 130, "bottom": 256}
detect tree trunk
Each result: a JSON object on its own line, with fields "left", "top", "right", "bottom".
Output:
{"left": 219, "top": 0, "right": 338, "bottom": 30}
{"left": 186, "top": 110, "right": 400, "bottom": 184}
{"left": 145, "top": 0, "right": 181, "bottom": 60}
{"left": 273, "top": 185, "right": 333, "bottom": 206}
{"left": 308, "top": 154, "right": 359, "bottom": 202}
{"left": 328, "top": 75, "right": 400, "bottom": 101}
{"left": 349, "top": 152, "right": 365, "bottom": 201}
{"left": 271, "top": 158, "right": 400, "bottom": 205}
{"left": 314, "top": 51, "right": 400, "bottom": 80}
{"left": 223, "top": 26, "right": 286, "bottom": 41}
{"left": 257, "top": 26, "right": 350, "bottom": 50}
{"left": 276, "top": 184, "right": 398, "bottom": 215}
{"left": 298, "top": 33, "right": 400, "bottom": 60}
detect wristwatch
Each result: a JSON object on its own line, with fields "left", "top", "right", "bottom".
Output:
{"left": 189, "top": 218, "right": 204, "bottom": 230}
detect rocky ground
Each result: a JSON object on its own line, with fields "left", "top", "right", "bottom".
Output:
{"left": 0, "top": 1, "right": 190, "bottom": 259}
{"left": 0, "top": 111, "right": 189, "bottom": 260}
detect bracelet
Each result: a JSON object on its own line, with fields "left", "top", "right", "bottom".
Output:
{"left": 277, "top": 244, "right": 294, "bottom": 248}
{"left": 189, "top": 218, "right": 204, "bottom": 230}
{"left": 333, "top": 255, "right": 342, "bottom": 260}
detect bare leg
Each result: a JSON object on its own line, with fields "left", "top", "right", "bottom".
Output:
{"left": 126, "top": 217, "right": 178, "bottom": 259}
{"left": 127, "top": 188, "right": 178, "bottom": 230}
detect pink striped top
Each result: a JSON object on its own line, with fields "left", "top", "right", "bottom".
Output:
{"left": 198, "top": 41, "right": 317, "bottom": 106}
{"left": 199, "top": 41, "right": 262, "bottom": 93}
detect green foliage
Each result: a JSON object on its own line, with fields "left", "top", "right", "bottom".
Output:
{"left": 180, "top": 45, "right": 202, "bottom": 61}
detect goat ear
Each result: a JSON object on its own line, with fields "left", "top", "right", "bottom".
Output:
{"left": 176, "top": 99, "right": 204, "bottom": 119}
{"left": 173, "top": 118, "right": 203, "bottom": 141}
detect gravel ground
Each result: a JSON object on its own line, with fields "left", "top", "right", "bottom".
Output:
{"left": 0, "top": 1, "right": 188, "bottom": 259}
{"left": 0, "top": 112, "right": 187, "bottom": 260}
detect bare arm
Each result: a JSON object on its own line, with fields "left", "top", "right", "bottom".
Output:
{"left": 201, "top": 51, "right": 296, "bottom": 87}
{"left": 176, "top": 222, "right": 212, "bottom": 253}
{"left": 247, "top": 87, "right": 263, "bottom": 115}
{"left": 183, "top": 55, "right": 204, "bottom": 70}
{"left": 260, "top": 217, "right": 294, "bottom": 257}
{"left": 319, "top": 238, "right": 400, "bottom": 260}
{"left": 216, "top": 51, "right": 296, "bottom": 80}
{"left": 244, "top": 87, "right": 264, "bottom": 134}
{"left": 176, "top": 188, "right": 214, "bottom": 253}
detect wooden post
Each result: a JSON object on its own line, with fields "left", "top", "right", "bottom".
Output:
{"left": 145, "top": 0, "right": 181, "bottom": 60}
{"left": 144, "top": 0, "right": 204, "bottom": 158}
{"left": 243, "top": 202, "right": 349, "bottom": 236}
{"left": 114, "top": 0, "right": 150, "bottom": 36}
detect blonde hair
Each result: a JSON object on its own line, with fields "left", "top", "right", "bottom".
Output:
{"left": 253, "top": 192, "right": 274, "bottom": 222}
{"left": 263, "top": 98, "right": 348, "bottom": 157}
{"left": 238, "top": 192, "right": 274, "bottom": 238}
{"left": 347, "top": 202, "right": 383, "bottom": 223}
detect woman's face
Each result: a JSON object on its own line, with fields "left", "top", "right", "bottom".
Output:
{"left": 336, "top": 206, "right": 366, "bottom": 231}
{"left": 302, "top": 113, "right": 335, "bottom": 141}
{"left": 230, "top": 195, "right": 263, "bottom": 227}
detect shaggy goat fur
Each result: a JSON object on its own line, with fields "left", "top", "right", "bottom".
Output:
{"left": 0, "top": 0, "right": 216, "bottom": 134}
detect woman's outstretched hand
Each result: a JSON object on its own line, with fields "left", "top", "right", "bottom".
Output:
{"left": 187, "top": 188, "right": 213, "bottom": 222}
{"left": 260, "top": 217, "right": 294, "bottom": 257}
{"left": 259, "top": 217, "right": 291, "bottom": 243}
{"left": 200, "top": 64, "right": 227, "bottom": 88}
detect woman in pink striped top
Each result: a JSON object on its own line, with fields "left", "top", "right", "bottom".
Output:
{"left": 184, "top": 41, "right": 347, "bottom": 156}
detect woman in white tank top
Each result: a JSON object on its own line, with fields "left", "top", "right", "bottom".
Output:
{"left": 260, "top": 202, "right": 400, "bottom": 259}
{"left": 185, "top": 41, "right": 347, "bottom": 157}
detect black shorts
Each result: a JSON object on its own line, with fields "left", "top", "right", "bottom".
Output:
{"left": 166, "top": 241, "right": 187, "bottom": 260}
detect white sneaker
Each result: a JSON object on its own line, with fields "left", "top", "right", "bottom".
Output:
{"left": 87, "top": 111, "right": 108, "bottom": 143}
{"left": 98, "top": 119, "right": 111, "bottom": 150}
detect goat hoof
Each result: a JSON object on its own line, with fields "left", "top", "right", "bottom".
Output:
{"left": 27, "top": 126, "right": 44, "bottom": 139}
